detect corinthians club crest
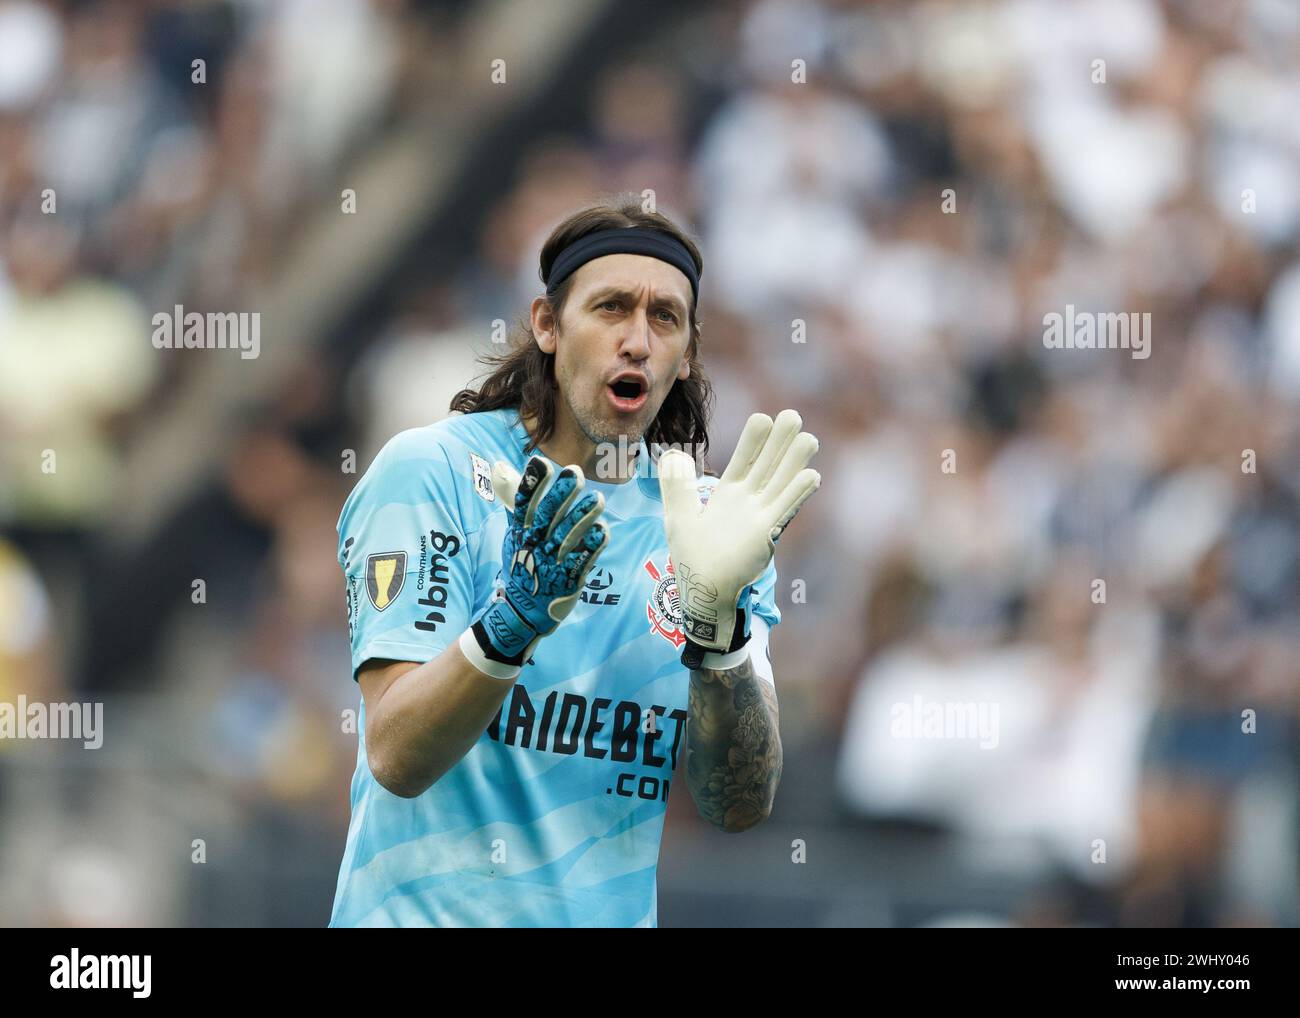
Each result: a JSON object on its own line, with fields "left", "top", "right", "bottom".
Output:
{"left": 643, "top": 555, "right": 686, "bottom": 648}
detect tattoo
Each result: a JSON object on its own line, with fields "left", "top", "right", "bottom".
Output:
{"left": 684, "top": 654, "right": 782, "bottom": 831}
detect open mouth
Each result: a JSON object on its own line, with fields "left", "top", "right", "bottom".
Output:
{"left": 607, "top": 376, "right": 648, "bottom": 412}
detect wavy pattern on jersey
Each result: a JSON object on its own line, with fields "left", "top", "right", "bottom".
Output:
{"left": 331, "top": 409, "right": 780, "bottom": 927}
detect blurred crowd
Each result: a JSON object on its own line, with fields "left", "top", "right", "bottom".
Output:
{"left": 0, "top": 0, "right": 1296, "bottom": 926}
{"left": 0, "top": 0, "right": 461, "bottom": 925}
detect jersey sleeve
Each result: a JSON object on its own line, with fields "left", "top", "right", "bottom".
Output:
{"left": 748, "top": 554, "right": 780, "bottom": 629}
{"left": 338, "top": 429, "right": 478, "bottom": 678}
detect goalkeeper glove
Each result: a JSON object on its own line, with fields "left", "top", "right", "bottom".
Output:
{"left": 658, "top": 409, "right": 820, "bottom": 670}
{"left": 461, "top": 455, "right": 609, "bottom": 677}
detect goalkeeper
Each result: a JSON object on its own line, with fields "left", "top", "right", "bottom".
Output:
{"left": 330, "top": 197, "right": 820, "bottom": 927}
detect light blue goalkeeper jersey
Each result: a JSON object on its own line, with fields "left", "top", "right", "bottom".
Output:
{"left": 329, "top": 408, "right": 780, "bottom": 927}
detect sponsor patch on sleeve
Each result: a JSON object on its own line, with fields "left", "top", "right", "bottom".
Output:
{"left": 365, "top": 551, "right": 407, "bottom": 611}
{"left": 470, "top": 453, "right": 495, "bottom": 503}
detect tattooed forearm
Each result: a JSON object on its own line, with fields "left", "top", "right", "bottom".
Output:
{"left": 684, "top": 654, "right": 782, "bottom": 832}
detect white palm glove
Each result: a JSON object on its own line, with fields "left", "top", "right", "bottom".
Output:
{"left": 658, "top": 409, "right": 821, "bottom": 669}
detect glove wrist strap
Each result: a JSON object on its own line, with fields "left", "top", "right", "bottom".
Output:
{"left": 680, "top": 610, "right": 753, "bottom": 669}
{"left": 460, "top": 626, "right": 523, "bottom": 680}
{"left": 699, "top": 645, "right": 751, "bottom": 671}
{"left": 473, "top": 596, "right": 542, "bottom": 664}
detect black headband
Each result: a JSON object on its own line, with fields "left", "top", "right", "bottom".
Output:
{"left": 544, "top": 227, "right": 700, "bottom": 306}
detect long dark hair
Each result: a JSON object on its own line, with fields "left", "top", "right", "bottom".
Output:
{"left": 450, "top": 195, "right": 713, "bottom": 458}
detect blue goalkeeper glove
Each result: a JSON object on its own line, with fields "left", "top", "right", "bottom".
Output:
{"left": 659, "top": 409, "right": 820, "bottom": 670}
{"left": 466, "top": 455, "right": 609, "bottom": 671}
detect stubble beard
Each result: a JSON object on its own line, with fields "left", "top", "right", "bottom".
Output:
{"left": 570, "top": 390, "right": 646, "bottom": 450}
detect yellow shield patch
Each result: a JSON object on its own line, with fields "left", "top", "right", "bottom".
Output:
{"left": 365, "top": 552, "right": 407, "bottom": 612}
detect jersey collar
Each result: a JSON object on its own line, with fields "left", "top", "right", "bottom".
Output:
{"left": 506, "top": 412, "right": 655, "bottom": 517}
